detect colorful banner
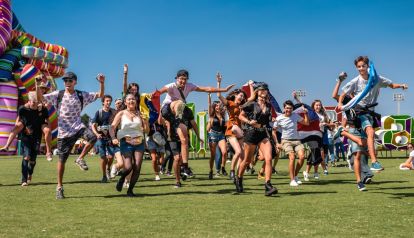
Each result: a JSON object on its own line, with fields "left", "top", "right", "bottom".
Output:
{"left": 196, "top": 111, "right": 207, "bottom": 154}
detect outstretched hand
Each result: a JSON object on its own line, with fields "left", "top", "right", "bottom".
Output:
{"left": 96, "top": 73, "right": 105, "bottom": 83}
{"left": 124, "top": 64, "right": 128, "bottom": 74}
{"left": 338, "top": 72, "right": 347, "bottom": 82}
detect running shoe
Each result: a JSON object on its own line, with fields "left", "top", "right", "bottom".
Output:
{"left": 221, "top": 167, "right": 228, "bottom": 176}
{"left": 208, "top": 171, "right": 213, "bottom": 180}
{"left": 289, "top": 180, "right": 299, "bottom": 187}
{"left": 363, "top": 177, "right": 372, "bottom": 184}
{"left": 294, "top": 176, "right": 302, "bottom": 185}
{"left": 183, "top": 167, "right": 194, "bottom": 178}
{"left": 75, "top": 158, "right": 89, "bottom": 171}
{"left": 371, "top": 161, "right": 384, "bottom": 171}
{"left": 116, "top": 178, "right": 125, "bottom": 192}
{"left": 101, "top": 176, "right": 108, "bottom": 183}
{"left": 174, "top": 182, "right": 182, "bottom": 188}
{"left": 314, "top": 172, "right": 320, "bottom": 180}
{"left": 155, "top": 175, "right": 161, "bottom": 181}
{"left": 357, "top": 181, "right": 367, "bottom": 191}
{"left": 110, "top": 165, "right": 118, "bottom": 179}
{"left": 265, "top": 182, "right": 278, "bottom": 196}
{"left": 56, "top": 186, "right": 65, "bottom": 199}
{"left": 323, "top": 169, "right": 328, "bottom": 175}
{"left": 166, "top": 170, "right": 172, "bottom": 176}
{"left": 46, "top": 153, "right": 53, "bottom": 162}
{"left": 235, "top": 176, "right": 244, "bottom": 192}
{"left": 229, "top": 170, "right": 235, "bottom": 180}
{"left": 21, "top": 181, "right": 28, "bottom": 187}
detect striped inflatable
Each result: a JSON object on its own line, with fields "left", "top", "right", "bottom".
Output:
{"left": 11, "top": 30, "right": 69, "bottom": 58}
{"left": 0, "top": 0, "right": 12, "bottom": 56}
{"left": 0, "top": 47, "right": 22, "bottom": 82}
{"left": 47, "top": 104, "right": 58, "bottom": 146}
{"left": 0, "top": 80, "right": 18, "bottom": 155}
{"left": 22, "top": 46, "right": 69, "bottom": 67}
{"left": 28, "top": 59, "right": 65, "bottom": 78}
{"left": 12, "top": 12, "right": 25, "bottom": 32}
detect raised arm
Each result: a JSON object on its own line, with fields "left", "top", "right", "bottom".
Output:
{"left": 96, "top": 74, "right": 105, "bottom": 98}
{"left": 35, "top": 76, "right": 44, "bottom": 102}
{"left": 123, "top": 64, "right": 128, "bottom": 96}
{"left": 332, "top": 72, "right": 347, "bottom": 100}
{"left": 216, "top": 73, "right": 228, "bottom": 106}
{"left": 292, "top": 91, "right": 302, "bottom": 104}
{"left": 195, "top": 83, "right": 235, "bottom": 93}
{"left": 337, "top": 92, "right": 347, "bottom": 111}
{"left": 298, "top": 107, "right": 309, "bottom": 126}
{"left": 246, "top": 80, "right": 256, "bottom": 102}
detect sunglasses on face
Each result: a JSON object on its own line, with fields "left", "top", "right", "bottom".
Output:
{"left": 63, "top": 79, "right": 74, "bottom": 83}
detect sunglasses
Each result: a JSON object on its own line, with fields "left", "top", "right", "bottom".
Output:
{"left": 63, "top": 79, "right": 74, "bottom": 83}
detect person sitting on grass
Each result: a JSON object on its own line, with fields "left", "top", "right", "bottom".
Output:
{"left": 400, "top": 143, "right": 414, "bottom": 171}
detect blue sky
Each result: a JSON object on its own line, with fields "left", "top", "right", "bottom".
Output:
{"left": 13, "top": 0, "right": 413, "bottom": 117}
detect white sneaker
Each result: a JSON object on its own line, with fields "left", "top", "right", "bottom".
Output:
{"left": 110, "top": 165, "right": 118, "bottom": 178}
{"left": 399, "top": 163, "right": 410, "bottom": 171}
{"left": 123, "top": 181, "right": 130, "bottom": 188}
{"left": 155, "top": 175, "right": 161, "bottom": 181}
{"left": 314, "top": 172, "right": 320, "bottom": 180}
{"left": 294, "top": 176, "right": 302, "bottom": 185}
{"left": 290, "top": 180, "right": 299, "bottom": 187}
{"left": 303, "top": 171, "right": 309, "bottom": 181}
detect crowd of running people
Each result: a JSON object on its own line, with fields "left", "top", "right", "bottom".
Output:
{"left": 0, "top": 56, "right": 411, "bottom": 199}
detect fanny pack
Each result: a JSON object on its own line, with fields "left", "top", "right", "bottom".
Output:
{"left": 152, "top": 131, "right": 166, "bottom": 146}
{"left": 124, "top": 136, "right": 143, "bottom": 146}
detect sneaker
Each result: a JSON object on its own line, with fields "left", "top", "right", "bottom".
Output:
{"left": 56, "top": 187, "right": 65, "bottom": 199}
{"left": 174, "top": 182, "right": 182, "bottom": 188}
{"left": 272, "top": 167, "right": 278, "bottom": 174}
{"left": 303, "top": 171, "right": 309, "bottom": 181}
{"left": 183, "top": 167, "right": 194, "bottom": 178}
{"left": 333, "top": 126, "right": 344, "bottom": 140}
{"left": 208, "top": 171, "right": 213, "bottom": 180}
{"left": 289, "top": 180, "right": 299, "bottom": 187}
{"left": 27, "top": 175, "right": 32, "bottom": 184}
{"left": 215, "top": 172, "right": 221, "bottom": 178}
{"left": 110, "top": 165, "right": 118, "bottom": 179}
{"left": 75, "top": 158, "right": 89, "bottom": 171}
{"left": 159, "top": 167, "right": 165, "bottom": 175}
{"left": 314, "top": 173, "right": 320, "bottom": 180}
{"left": 123, "top": 181, "right": 130, "bottom": 189}
{"left": 294, "top": 176, "right": 302, "bottom": 185}
{"left": 257, "top": 172, "right": 265, "bottom": 180}
{"left": 126, "top": 190, "right": 136, "bottom": 197}
{"left": 166, "top": 170, "right": 172, "bottom": 176}
{"left": 229, "top": 170, "right": 235, "bottom": 180}
{"left": 46, "top": 153, "right": 53, "bottom": 162}
{"left": 323, "top": 169, "right": 328, "bottom": 175}
{"left": 155, "top": 175, "right": 161, "bottom": 181}
{"left": 106, "top": 170, "right": 111, "bottom": 181}
{"left": 399, "top": 163, "right": 411, "bottom": 171}
{"left": 363, "top": 177, "right": 372, "bottom": 184}
{"left": 265, "top": 182, "right": 278, "bottom": 196}
{"left": 357, "top": 181, "right": 367, "bottom": 191}
{"left": 117, "top": 178, "right": 125, "bottom": 192}
{"left": 181, "top": 174, "right": 187, "bottom": 181}
{"left": 250, "top": 167, "right": 255, "bottom": 175}
{"left": 101, "top": 176, "right": 108, "bottom": 183}
{"left": 235, "top": 176, "right": 244, "bottom": 192}
{"left": 371, "top": 161, "right": 384, "bottom": 171}
{"left": 21, "top": 181, "right": 28, "bottom": 187}
{"left": 221, "top": 167, "right": 228, "bottom": 176}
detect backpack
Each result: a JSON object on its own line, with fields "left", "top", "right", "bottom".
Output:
{"left": 57, "top": 90, "right": 84, "bottom": 112}
{"left": 97, "top": 108, "right": 117, "bottom": 125}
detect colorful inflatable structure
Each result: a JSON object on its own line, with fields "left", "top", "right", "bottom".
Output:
{"left": 0, "top": 0, "right": 68, "bottom": 155}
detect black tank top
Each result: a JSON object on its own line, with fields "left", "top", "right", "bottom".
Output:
{"left": 211, "top": 115, "right": 226, "bottom": 133}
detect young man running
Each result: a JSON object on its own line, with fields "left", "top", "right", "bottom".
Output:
{"left": 37, "top": 71, "right": 104, "bottom": 199}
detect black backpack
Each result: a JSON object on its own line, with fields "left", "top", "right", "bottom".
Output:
{"left": 57, "top": 90, "right": 84, "bottom": 112}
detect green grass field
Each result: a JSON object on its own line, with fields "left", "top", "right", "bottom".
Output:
{"left": 0, "top": 155, "right": 413, "bottom": 237}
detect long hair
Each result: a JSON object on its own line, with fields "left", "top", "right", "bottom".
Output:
{"left": 226, "top": 89, "right": 247, "bottom": 104}
{"left": 210, "top": 100, "right": 225, "bottom": 118}
{"left": 312, "top": 99, "right": 328, "bottom": 122}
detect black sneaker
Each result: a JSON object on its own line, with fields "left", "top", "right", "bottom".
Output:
{"left": 116, "top": 178, "right": 125, "bottom": 192}
{"left": 174, "top": 182, "right": 182, "bottom": 188}
{"left": 208, "top": 171, "right": 213, "bottom": 180}
{"left": 357, "top": 181, "right": 367, "bottom": 191}
{"left": 363, "top": 177, "right": 373, "bottom": 184}
{"left": 56, "top": 187, "right": 65, "bottom": 199}
{"left": 230, "top": 170, "right": 235, "bottom": 181}
{"left": 235, "top": 176, "right": 244, "bottom": 193}
{"left": 272, "top": 167, "right": 277, "bottom": 174}
{"left": 101, "top": 176, "right": 108, "bottom": 183}
{"left": 265, "top": 182, "right": 278, "bottom": 196}
{"left": 221, "top": 167, "right": 228, "bottom": 176}
{"left": 184, "top": 167, "right": 194, "bottom": 178}
{"left": 126, "top": 190, "right": 136, "bottom": 197}
{"left": 250, "top": 167, "right": 255, "bottom": 175}
{"left": 181, "top": 173, "right": 187, "bottom": 181}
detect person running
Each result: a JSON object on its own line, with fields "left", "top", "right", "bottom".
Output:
{"left": 159, "top": 69, "right": 234, "bottom": 178}
{"left": 91, "top": 95, "right": 118, "bottom": 183}
{"left": 36, "top": 71, "right": 103, "bottom": 199}
{"left": 146, "top": 115, "right": 167, "bottom": 181}
{"left": 338, "top": 56, "right": 408, "bottom": 171}
{"left": 207, "top": 93, "right": 227, "bottom": 179}
{"left": 217, "top": 75, "right": 248, "bottom": 180}
{"left": 399, "top": 143, "right": 414, "bottom": 171}
{"left": 110, "top": 94, "right": 149, "bottom": 196}
{"left": 235, "top": 83, "right": 278, "bottom": 196}
{"left": 1, "top": 92, "right": 48, "bottom": 186}
{"left": 274, "top": 100, "right": 309, "bottom": 187}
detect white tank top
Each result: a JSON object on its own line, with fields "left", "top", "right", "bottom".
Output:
{"left": 117, "top": 112, "right": 144, "bottom": 139}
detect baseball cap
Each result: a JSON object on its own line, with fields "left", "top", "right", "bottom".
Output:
{"left": 62, "top": 71, "right": 77, "bottom": 80}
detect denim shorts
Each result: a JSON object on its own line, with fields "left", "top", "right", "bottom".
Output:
{"left": 146, "top": 137, "right": 166, "bottom": 153}
{"left": 348, "top": 127, "right": 368, "bottom": 154}
{"left": 97, "top": 138, "right": 119, "bottom": 158}
{"left": 358, "top": 113, "right": 374, "bottom": 130}
{"left": 120, "top": 139, "right": 144, "bottom": 158}
{"left": 208, "top": 131, "right": 226, "bottom": 143}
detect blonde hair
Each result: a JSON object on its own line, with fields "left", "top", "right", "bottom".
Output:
{"left": 28, "top": 91, "right": 37, "bottom": 102}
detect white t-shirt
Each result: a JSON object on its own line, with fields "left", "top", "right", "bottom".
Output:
{"left": 161, "top": 82, "right": 198, "bottom": 106}
{"left": 341, "top": 75, "right": 392, "bottom": 108}
{"left": 274, "top": 113, "right": 303, "bottom": 140}
{"left": 410, "top": 150, "right": 414, "bottom": 158}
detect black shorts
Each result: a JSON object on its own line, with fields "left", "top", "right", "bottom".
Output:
{"left": 57, "top": 127, "right": 97, "bottom": 162}
{"left": 244, "top": 129, "right": 268, "bottom": 145}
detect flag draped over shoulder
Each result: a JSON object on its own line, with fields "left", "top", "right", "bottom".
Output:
{"left": 294, "top": 104, "right": 322, "bottom": 142}
{"left": 241, "top": 81, "right": 282, "bottom": 118}
{"left": 341, "top": 63, "right": 379, "bottom": 111}
{"left": 140, "top": 90, "right": 160, "bottom": 125}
